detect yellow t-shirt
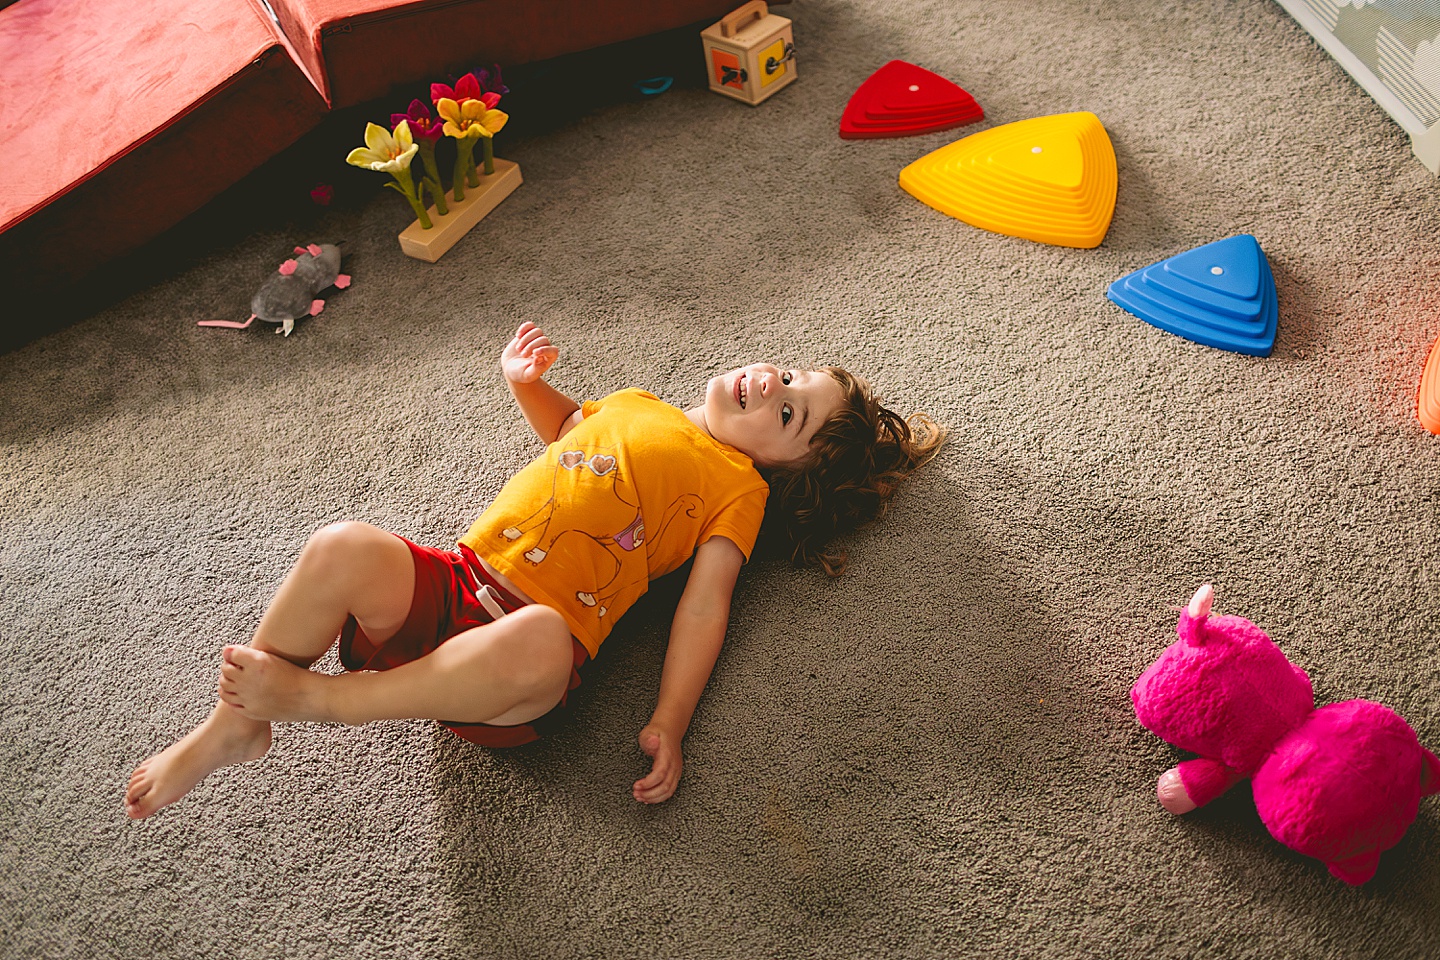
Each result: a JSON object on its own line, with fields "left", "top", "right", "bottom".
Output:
{"left": 460, "top": 389, "right": 769, "bottom": 657}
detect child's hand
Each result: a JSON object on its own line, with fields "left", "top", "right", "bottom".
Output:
{"left": 500, "top": 321, "right": 559, "bottom": 384}
{"left": 633, "top": 724, "right": 682, "bottom": 804}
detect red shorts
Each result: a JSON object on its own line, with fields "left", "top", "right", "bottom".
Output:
{"left": 338, "top": 536, "right": 588, "bottom": 747}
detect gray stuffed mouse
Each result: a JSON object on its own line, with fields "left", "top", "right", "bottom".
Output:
{"left": 199, "top": 243, "right": 351, "bottom": 336}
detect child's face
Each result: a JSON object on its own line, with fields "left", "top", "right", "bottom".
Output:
{"left": 702, "top": 364, "right": 846, "bottom": 468}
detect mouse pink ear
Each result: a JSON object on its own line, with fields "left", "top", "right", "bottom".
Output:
{"left": 1421, "top": 747, "right": 1440, "bottom": 797}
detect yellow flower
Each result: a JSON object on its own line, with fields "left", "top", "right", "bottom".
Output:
{"left": 477, "top": 106, "right": 508, "bottom": 137}
{"left": 345, "top": 121, "right": 418, "bottom": 174}
{"left": 438, "top": 98, "right": 509, "bottom": 139}
{"left": 437, "top": 98, "right": 483, "bottom": 140}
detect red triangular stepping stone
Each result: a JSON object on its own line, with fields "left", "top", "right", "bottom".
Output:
{"left": 840, "top": 60, "right": 984, "bottom": 140}
{"left": 863, "top": 102, "right": 982, "bottom": 124}
{"left": 865, "top": 103, "right": 977, "bottom": 123}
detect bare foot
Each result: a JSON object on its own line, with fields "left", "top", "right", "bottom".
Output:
{"left": 218, "top": 645, "right": 331, "bottom": 722}
{"left": 125, "top": 706, "right": 271, "bottom": 819}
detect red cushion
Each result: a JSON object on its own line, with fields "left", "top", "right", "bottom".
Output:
{"left": 270, "top": 0, "right": 753, "bottom": 108}
{"left": 0, "top": 0, "right": 327, "bottom": 301}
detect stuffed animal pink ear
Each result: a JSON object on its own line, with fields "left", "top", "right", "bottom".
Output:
{"left": 1172, "top": 584, "right": 1214, "bottom": 649}
{"left": 1188, "top": 583, "right": 1213, "bottom": 620}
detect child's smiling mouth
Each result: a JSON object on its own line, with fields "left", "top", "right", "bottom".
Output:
{"left": 734, "top": 373, "right": 748, "bottom": 409}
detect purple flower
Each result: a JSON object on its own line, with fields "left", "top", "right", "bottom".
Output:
{"left": 475, "top": 64, "right": 508, "bottom": 95}
{"left": 391, "top": 99, "right": 445, "bottom": 145}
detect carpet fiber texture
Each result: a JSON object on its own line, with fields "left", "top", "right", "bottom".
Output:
{"left": 4, "top": 1, "right": 1440, "bottom": 957}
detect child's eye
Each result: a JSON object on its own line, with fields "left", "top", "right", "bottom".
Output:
{"left": 781, "top": 403, "right": 793, "bottom": 426}
{"left": 782, "top": 372, "right": 792, "bottom": 385}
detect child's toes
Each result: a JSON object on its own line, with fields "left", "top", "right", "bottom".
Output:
{"left": 225, "top": 645, "right": 269, "bottom": 670}
{"left": 125, "top": 789, "right": 155, "bottom": 819}
{"left": 125, "top": 773, "right": 150, "bottom": 806}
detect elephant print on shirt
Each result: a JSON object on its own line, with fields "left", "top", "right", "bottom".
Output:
{"left": 499, "top": 448, "right": 703, "bottom": 623}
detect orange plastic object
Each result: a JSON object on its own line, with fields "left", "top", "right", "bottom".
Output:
{"left": 1418, "top": 334, "right": 1440, "bottom": 434}
{"left": 898, "top": 111, "right": 1117, "bottom": 249}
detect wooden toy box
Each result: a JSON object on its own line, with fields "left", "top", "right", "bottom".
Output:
{"left": 700, "top": 1, "right": 796, "bottom": 105}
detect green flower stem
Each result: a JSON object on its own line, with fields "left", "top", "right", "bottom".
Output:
{"left": 417, "top": 141, "right": 448, "bottom": 216}
{"left": 451, "top": 145, "right": 470, "bottom": 202}
{"left": 385, "top": 167, "right": 431, "bottom": 229}
{"left": 424, "top": 178, "right": 445, "bottom": 216}
{"left": 481, "top": 136, "right": 495, "bottom": 177}
{"left": 465, "top": 140, "right": 480, "bottom": 187}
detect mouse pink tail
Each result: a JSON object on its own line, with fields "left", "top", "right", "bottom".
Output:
{"left": 198, "top": 314, "right": 257, "bottom": 329}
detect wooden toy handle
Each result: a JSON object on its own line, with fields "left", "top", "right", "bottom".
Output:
{"left": 720, "top": 0, "right": 768, "bottom": 37}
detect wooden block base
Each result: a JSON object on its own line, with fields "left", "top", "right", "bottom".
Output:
{"left": 398, "top": 158, "right": 522, "bottom": 262}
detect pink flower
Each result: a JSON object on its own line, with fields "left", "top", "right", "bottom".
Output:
{"left": 310, "top": 183, "right": 333, "bottom": 206}
{"left": 391, "top": 99, "right": 445, "bottom": 144}
{"left": 431, "top": 72, "right": 482, "bottom": 107}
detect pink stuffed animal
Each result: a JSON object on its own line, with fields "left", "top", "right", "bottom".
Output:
{"left": 1133, "top": 584, "right": 1439, "bottom": 884}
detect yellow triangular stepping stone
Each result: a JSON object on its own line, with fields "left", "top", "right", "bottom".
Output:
{"left": 899, "top": 111, "right": 1117, "bottom": 249}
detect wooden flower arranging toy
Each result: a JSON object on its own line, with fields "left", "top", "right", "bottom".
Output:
{"left": 898, "top": 112, "right": 1117, "bottom": 249}
{"left": 840, "top": 61, "right": 983, "bottom": 139}
{"left": 347, "top": 68, "right": 521, "bottom": 262}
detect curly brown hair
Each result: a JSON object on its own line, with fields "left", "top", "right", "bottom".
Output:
{"left": 763, "top": 367, "right": 946, "bottom": 577}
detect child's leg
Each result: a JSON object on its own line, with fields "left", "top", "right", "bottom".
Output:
{"left": 124, "top": 521, "right": 415, "bottom": 819}
{"left": 247, "top": 521, "right": 416, "bottom": 665}
{"left": 217, "top": 604, "right": 575, "bottom": 729}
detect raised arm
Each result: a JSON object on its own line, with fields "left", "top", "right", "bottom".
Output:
{"left": 633, "top": 534, "right": 744, "bottom": 804}
{"left": 499, "top": 321, "right": 583, "bottom": 443}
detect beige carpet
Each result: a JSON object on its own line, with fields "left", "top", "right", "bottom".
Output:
{"left": 4, "top": 1, "right": 1439, "bottom": 957}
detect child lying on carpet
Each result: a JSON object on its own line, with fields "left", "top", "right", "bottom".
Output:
{"left": 125, "top": 322, "right": 944, "bottom": 817}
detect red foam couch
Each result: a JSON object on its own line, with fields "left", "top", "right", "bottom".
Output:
{"left": 0, "top": 0, "right": 761, "bottom": 347}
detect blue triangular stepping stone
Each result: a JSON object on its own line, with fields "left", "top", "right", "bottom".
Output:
{"left": 1109, "top": 262, "right": 1277, "bottom": 356}
{"left": 1164, "top": 236, "right": 1261, "bottom": 300}
{"left": 1106, "top": 234, "right": 1277, "bottom": 357}
{"left": 1111, "top": 266, "right": 1268, "bottom": 337}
